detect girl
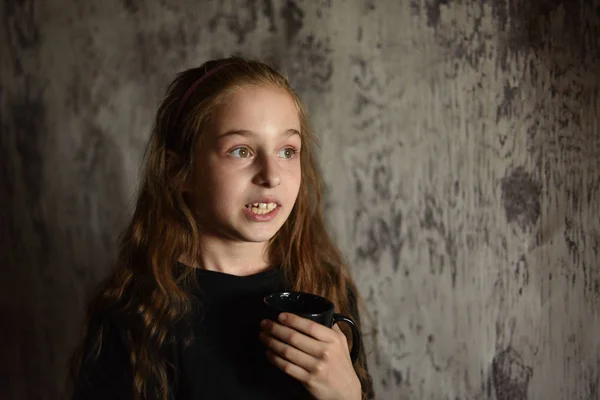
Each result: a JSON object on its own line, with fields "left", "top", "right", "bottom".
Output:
{"left": 70, "top": 56, "right": 374, "bottom": 400}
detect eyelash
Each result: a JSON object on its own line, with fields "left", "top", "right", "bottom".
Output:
{"left": 228, "top": 146, "right": 300, "bottom": 159}
{"left": 229, "top": 146, "right": 252, "bottom": 158}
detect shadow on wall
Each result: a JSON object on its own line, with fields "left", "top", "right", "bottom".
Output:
{"left": 0, "top": 43, "right": 127, "bottom": 400}
{"left": 493, "top": 1, "right": 600, "bottom": 400}
{"left": 498, "top": 0, "right": 600, "bottom": 286}
{"left": 418, "top": 0, "right": 599, "bottom": 399}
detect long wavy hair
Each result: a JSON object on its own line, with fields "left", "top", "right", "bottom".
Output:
{"left": 70, "top": 56, "right": 373, "bottom": 399}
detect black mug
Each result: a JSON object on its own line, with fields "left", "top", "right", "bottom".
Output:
{"left": 263, "top": 291, "right": 361, "bottom": 364}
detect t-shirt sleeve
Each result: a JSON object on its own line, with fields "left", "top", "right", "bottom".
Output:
{"left": 71, "top": 317, "right": 134, "bottom": 400}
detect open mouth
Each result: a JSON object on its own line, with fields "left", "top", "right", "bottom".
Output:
{"left": 245, "top": 202, "right": 278, "bottom": 215}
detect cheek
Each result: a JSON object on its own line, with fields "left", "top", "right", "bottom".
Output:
{"left": 203, "top": 159, "right": 239, "bottom": 187}
{"left": 207, "top": 172, "right": 243, "bottom": 198}
{"left": 285, "top": 163, "right": 302, "bottom": 195}
{"left": 207, "top": 170, "right": 250, "bottom": 207}
{"left": 293, "top": 161, "right": 302, "bottom": 183}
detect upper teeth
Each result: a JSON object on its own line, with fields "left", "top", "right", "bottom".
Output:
{"left": 249, "top": 202, "right": 277, "bottom": 213}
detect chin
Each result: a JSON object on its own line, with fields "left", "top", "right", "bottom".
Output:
{"left": 231, "top": 213, "right": 288, "bottom": 243}
{"left": 239, "top": 230, "right": 279, "bottom": 243}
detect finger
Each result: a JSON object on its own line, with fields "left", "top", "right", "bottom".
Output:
{"left": 332, "top": 325, "right": 352, "bottom": 356}
{"left": 259, "top": 331, "right": 318, "bottom": 371}
{"left": 277, "top": 313, "right": 336, "bottom": 342}
{"left": 332, "top": 324, "right": 349, "bottom": 342}
{"left": 266, "top": 349, "right": 311, "bottom": 384}
{"left": 262, "top": 319, "right": 323, "bottom": 358}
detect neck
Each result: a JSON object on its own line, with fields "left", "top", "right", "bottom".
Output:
{"left": 179, "top": 233, "right": 272, "bottom": 276}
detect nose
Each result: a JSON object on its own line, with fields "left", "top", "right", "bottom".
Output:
{"left": 253, "top": 153, "right": 281, "bottom": 188}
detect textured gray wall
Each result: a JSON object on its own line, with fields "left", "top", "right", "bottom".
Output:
{"left": 2, "top": 1, "right": 599, "bottom": 399}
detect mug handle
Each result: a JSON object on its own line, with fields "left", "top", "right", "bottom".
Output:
{"left": 332, "top": 313, "right": 361, "bottom": 364}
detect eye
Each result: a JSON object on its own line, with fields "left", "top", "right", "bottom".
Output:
{"left": 230, "top": 147, "right": 252, "bottom": 158}
{"left": 278, "top": 147, "right": 298, "bottom": 159}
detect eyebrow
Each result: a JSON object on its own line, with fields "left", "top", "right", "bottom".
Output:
{"left": 217, "top": 129, "right": 300, "bottom": 140}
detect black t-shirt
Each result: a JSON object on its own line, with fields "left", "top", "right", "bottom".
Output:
{"left": 72, "top": 266, "right": 328, "bottom": 399}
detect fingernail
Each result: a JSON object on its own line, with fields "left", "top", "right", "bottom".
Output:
{"left": 278, "top": 313, "right": 287, "bottom": 322}
{"left": 260, "top": 319, "right": 269, "bottom": 328}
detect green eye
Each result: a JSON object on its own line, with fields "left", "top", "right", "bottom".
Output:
{"left": 278, "top": 148, "right": 297, "bottom": 159}
{"left": 230, "top": 147, "right": 251, "bottom": 158}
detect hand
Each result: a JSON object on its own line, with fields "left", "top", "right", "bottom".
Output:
{"left": 259, "top": 313, "right": 362, "bottom": 400}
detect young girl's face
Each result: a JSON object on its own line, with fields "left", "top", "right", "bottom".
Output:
{"left": 189, "top": 84, "right": 302, "bottom": 244}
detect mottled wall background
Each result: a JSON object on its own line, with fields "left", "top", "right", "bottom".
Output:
{"left": 2, "top": 0, "right": 599, "bottom": 399}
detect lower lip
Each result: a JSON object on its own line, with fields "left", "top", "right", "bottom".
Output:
{"left": 243, "top": 205, "right": 280, "bottom": 222}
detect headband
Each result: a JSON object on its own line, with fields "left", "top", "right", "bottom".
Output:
{"left": 174, "top": 63, "right": 231, "bottom": 124}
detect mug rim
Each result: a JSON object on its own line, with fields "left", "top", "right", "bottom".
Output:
{"left": 263, "top": 291, "right": 334, "bottom": 315}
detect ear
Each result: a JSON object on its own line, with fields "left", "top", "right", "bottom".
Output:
{"left": 166, "top": 150, "right": 191, "bottom": 192}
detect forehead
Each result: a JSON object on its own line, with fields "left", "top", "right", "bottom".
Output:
{"left": 213, "top": 84, "right": 301, "bottom": 134}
